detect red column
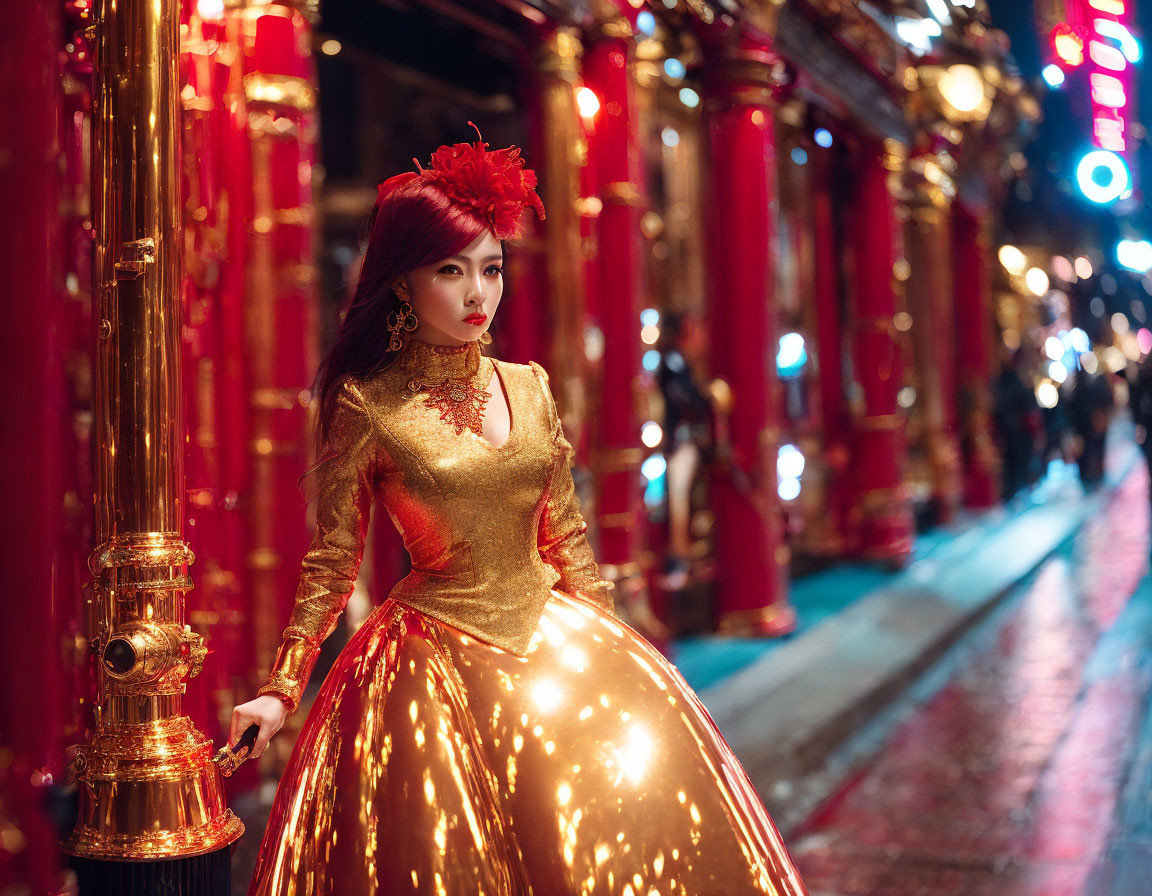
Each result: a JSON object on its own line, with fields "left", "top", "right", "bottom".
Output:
{"left": 500, "top": 212, "right": 549, "bottom": 366}
{"left": 242, "top": 8, "right": 321, "bottom": 689}
{"left": 0, "top": 0, "right": 65, "bottom": 891}
{"left": 952, "top": 200, "right": 1000, "bottom": 508}
{"left": 60, "top": 0, "right": 99, "bottom": 748}
{"left": 701, "top": 44, "right": 794, "bottom": 635}
{"left": 583, "top": 14, "right": 645, "bottom": 579}
{"left": 499, "top": 62, "right": 550, "bottom": 367}
{"left": 848, "top": 140, "right": 914, "bottom": 563}
{"left": 179, "top": 6, "right": 257, "bottom": 755}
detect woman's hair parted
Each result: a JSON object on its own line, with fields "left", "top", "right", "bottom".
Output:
{"left": 312, "top": 179, "right": 490, "bottom": 447}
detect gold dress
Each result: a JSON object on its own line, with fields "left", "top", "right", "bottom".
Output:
{"left": 249, "top": 341, "right": 807, "bottom": 896}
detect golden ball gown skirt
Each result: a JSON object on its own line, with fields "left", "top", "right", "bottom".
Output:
{"left": 249, "top": 592, "right": 806, "bottom": 895}
{"left": 249, "top": 347, "right": 806, "bottom": 895}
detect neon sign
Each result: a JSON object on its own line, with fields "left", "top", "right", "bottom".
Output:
{"left": 1083, "top": 0, "right": 1136, "bottom": 156}
{"left": 1052, "top": 0, "right": 1141, "bottom": 203}
{"left": 1076, "top": 149, "right": 1130, "bottom": 204}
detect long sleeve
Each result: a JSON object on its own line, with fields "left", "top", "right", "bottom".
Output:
{"left": 531, "top": 362, "right": 615, "bottom": 613}
{"left": 257, "top": 380, "right": 388, "bottom": 712}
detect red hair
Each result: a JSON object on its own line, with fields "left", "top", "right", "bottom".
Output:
{"left": 312, "top": 178, "right": 489, "bottom": 446}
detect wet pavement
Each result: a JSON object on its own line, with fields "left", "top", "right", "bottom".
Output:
{"left": 789, "top": 462, "right": 1152, "bottom": 896}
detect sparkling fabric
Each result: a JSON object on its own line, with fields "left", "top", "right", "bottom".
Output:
{"left": 249, "top": 593, "right": 807, "bottom": 895}
{"left": 395, "top": 340, "right": 492, "bottom": 437}
{"left": 259, "top": 345, "right": 612, "bottom": 711}
{"left": 251, "top": 342, "right": 806, "bottom": 894}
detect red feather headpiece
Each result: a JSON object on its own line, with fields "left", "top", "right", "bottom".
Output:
{"left": 377, "top": 123, "right": 546, "bottom": 240}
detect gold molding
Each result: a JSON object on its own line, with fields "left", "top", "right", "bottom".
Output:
{"left": 717, "top": 602, "right": 796, "bottom": 637}
{"left": 602, "top": 181, "right": 645, "bottom": 207}
{"left": 243, "top": 72, "right": 317, "bottom": 112}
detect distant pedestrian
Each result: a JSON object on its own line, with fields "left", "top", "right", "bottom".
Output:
{"left": 1126, "top": 355, "right": 1152, "bottom": 504}
{"left": 993, "top": 353, "right": 1041, "bottom": 500}
{"left": 1069, "top": 368, "right": 1114, "bottom": 489}
{"left": 656, "top": 311, "right": 712, "bottom": 590}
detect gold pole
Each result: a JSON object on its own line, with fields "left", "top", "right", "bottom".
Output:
{"left": 902, "top": 152, "right": 963, "bottom": 522}
{"left": 537, "top": 27, "right": 588, "bottom": 426}
{"left": 65, "top": 0, "right": 243, "bottom": 861}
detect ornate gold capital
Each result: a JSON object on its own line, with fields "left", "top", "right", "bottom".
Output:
{"left": 243, "top": 72, "right": 317, "bottom": 112}
{"left": 702, "top": 45, "right": 785, "bottom": 111}
{"left": 588, "top": 0, "right": 634, "bottom": 40}
{"left": 539, "top": 26, "right": 583, "bottom": 81}
{"left": 602, "top": 181, "right": 645, "bottom": 207}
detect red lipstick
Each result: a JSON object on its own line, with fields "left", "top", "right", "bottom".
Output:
{"left": 463, "top": 313, "right": 488, "bottom": 326}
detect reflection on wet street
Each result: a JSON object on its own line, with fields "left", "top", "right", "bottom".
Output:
{"left": 789, "top": 464, "right": 1152, "bottom": 896}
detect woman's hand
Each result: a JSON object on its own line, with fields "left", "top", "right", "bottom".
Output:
{"left": 230, "top": 694, "right": 289, "bottom": 760}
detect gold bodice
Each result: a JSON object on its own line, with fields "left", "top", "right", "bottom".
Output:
{"left": 260, "top": 346, "right": 614, "bottom": 710}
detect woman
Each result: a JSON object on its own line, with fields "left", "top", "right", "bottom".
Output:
{"left": 234, "top": 130, "right": 807, "bottom": 895}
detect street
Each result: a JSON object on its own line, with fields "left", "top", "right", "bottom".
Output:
{"left": 788, "top": 463, "right": 1152, "bottom": 896}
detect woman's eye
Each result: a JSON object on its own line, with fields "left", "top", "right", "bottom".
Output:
{"left": 439, "top": 265, "right": 462, "bottom": 275}
{"left": 486, "top": 266, "right": 504, "bottom": 276}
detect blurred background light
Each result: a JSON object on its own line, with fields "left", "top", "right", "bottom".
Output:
{"left": 576, "top": 86, "right": 600, "bottom": 119}
{"left": 641, "top": 454, "right": 666, "bottom": 482}
{"left": 1042, "top": 63, "right": 1066, "bottom": 87}
{"left": 937, "top": 64, "right": 984, "bottom": 113}
{"left": 999, "top": 244, "right": 1027, "bottom": 274}
{"left": 1068, "top": 327, "right": 1091, "bottom": 353}
{"left": 778, "top": 478, "right": 801, "bottom": 502}
{"left": 776, "top": 332, "right": 808, "bottom": 377}
{"left": 777, "top": 444, "right": 806, "bottom": 481}
{"left": 1026, "top": 267, "right": 1050, "bottom": 295}
{"left": 925, "top": 0, "right": 952, "bottom": 24}
{"left": 663, "top": 58, "right": 686, "bottom": 80}
{"left": 1139, "top": 328, "right": 1152, "bottom": 355}
{"left": 1118, "top": 239, "right": 1152, "bottom": 272}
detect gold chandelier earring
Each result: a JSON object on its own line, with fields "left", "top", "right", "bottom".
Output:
{"left": 387, "top": 281, "right": 419, "bottom": 351}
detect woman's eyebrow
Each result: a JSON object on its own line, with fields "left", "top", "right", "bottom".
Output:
{"left": 447, "top": 254, "right": 504, "bottom": 263}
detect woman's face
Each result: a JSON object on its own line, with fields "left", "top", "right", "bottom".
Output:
{"left": 403, "top": 230, "right": 504, "bottom": 347}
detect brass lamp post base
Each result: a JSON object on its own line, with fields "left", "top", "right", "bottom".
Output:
{"left": 64, "top": 714, "right": 243, "bottom": 860}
